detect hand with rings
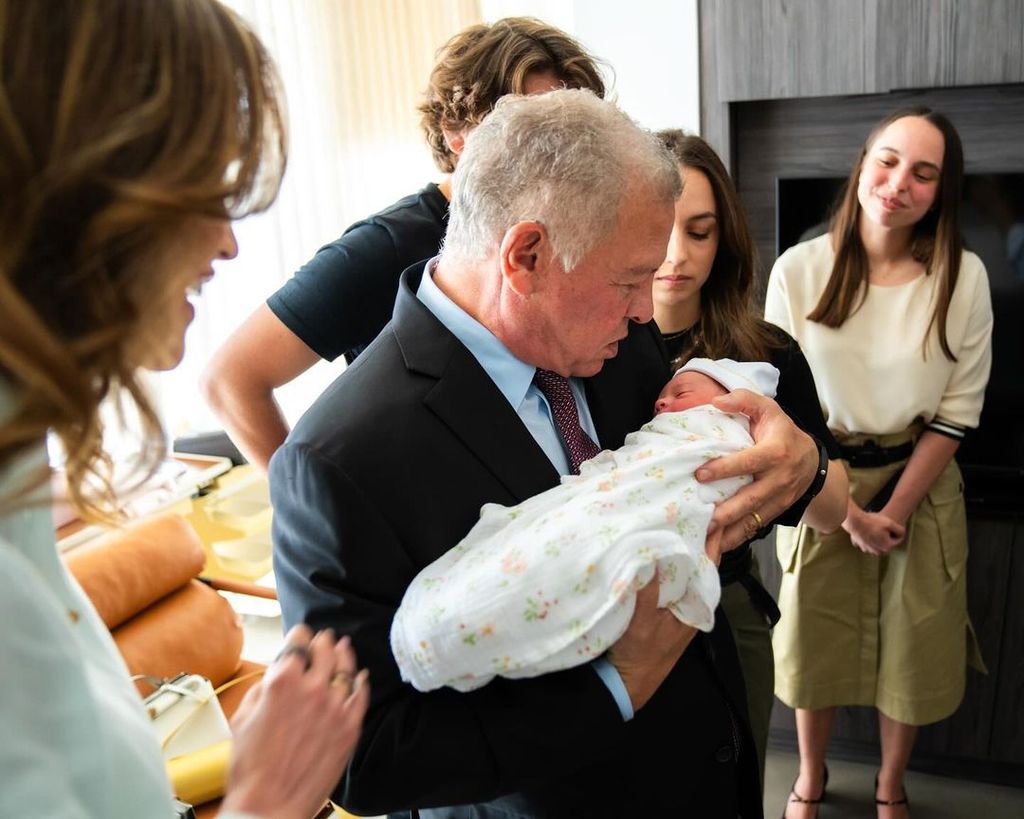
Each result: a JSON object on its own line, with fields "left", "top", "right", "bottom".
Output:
{"left": 222, "top": 624, "right": 370, "bottom": 819}
{"left": 331, "top": 669, "right": 356, "bottom": 691}
{"left": 273, "top": 633, "right": 365, "bottom": 693}
{"left": 274, "top": 641, "right": 313, "bottom": 668}
{"left": 698, "top": 389, "right": 818, "bottom": 551}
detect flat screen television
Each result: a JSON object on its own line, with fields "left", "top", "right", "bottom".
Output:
{"left": 775, "top": 174, "right": 1024, "bottom": 516}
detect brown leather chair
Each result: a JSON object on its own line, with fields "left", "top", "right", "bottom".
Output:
{"left": 65, "top": 513, "right": 268, "bottom": 816}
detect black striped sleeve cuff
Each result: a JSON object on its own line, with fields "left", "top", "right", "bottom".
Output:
{"left": 928, "top": 418, "right": 967, "bottom": 440}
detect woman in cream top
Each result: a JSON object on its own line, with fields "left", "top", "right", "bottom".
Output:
{"left": 766, "top": 232, "right": 991, "bottom": 438}
{"left": 764, "top": 108, "right": 992, "bottom": 819}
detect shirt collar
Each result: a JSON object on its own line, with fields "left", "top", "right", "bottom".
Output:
{"left": 416, "top": 258, "right": 536, "bottom": 411}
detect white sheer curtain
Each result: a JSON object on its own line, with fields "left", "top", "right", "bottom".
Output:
{"left": 153, "top": 0, "right": 480, "bottom": 439}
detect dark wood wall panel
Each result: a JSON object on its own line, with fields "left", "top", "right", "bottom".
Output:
{"left": 951, "top": 0, "right": 1024, "bottom": 86}
{"left": 991, "top": 526, "right": 1024, "bottom": 762}
{"left": 707, "top": 1, "right": 1024, "bottom": 105}
{"left": 732, "top": 85, "right": 1024, "bottom": 277}
{"left": 875, "top": 0, "right": 959, "bottom": 89}
{"left": 698, "top": 0, "right": 1024, "bottom": 171}
{"left": 715, "top": 0, "right": 874, "bottom": 101}
{"left": 699, "top": 1, "right": 731, "bottom": 170}
{"left": 876, "top": 0, "right": 1024, "bottom": 89}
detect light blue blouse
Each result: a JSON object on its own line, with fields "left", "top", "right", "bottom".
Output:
{"left": 0, "top": 386, "right": 296, "bottom": 818}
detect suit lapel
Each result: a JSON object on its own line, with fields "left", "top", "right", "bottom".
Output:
{"left": 390, "top": 264, "right": 669, "bottom": 500}
{"left": 425, "top": 359, "right": 561, "bottom": 503}
{"left": 392, "top": 263, "right": 560, "bottom": 504}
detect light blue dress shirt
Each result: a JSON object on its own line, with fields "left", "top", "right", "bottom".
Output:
{"left": 417, "top": 260, "right": 634, "bottom": 720}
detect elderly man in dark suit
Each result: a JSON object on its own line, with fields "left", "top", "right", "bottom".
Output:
{"left": 271, "top": 89, "right": 818, "bottom": 819}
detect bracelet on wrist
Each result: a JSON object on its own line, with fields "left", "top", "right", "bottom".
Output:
{"left": 799, "top": 435, "right": 829, "bottom": 505}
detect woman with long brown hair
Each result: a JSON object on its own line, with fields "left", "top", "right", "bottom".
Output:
{"left": 766, "top": 108, "right": 993, "bottom": 818}
{"left": 0, "top": 1, "right": 367, "bottom": 816}
{"left": 652, "top": 130, "right": 848, "bottom": 793}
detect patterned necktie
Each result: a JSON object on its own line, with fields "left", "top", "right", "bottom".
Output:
{"left": 533, "top": 368, "right": 601, "bottom": 475}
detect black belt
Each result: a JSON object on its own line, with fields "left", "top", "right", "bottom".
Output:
{"left": 719, "top": 545, "right": 781, "bottom": 628}
{"left": 838, "top": 440, "right": 913, "bottom": 469}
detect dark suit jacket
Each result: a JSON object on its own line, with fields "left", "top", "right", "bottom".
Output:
{"left": 271, "top": 263, "right": 763, "bottom": 819}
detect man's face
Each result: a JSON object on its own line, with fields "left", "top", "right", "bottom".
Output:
{"left": 525, "top": 191, "right": 674, "bottom": 377}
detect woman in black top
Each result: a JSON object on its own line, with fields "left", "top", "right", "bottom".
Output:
{"left": 652, "top": 131, "right": 848, "bottom": 798}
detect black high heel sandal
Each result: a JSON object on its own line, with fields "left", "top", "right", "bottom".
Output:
{"left": 875, "top": 774, "right": 910, "bottom": 815}
{"left": 782, "top": 764, "right": 829, "bottom": 819}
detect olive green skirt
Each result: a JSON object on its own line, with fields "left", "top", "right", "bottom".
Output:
{"left": 772, "top": 428, "right": 984, "bottom": 726}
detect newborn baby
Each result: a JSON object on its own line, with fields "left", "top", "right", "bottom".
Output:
{"left": 391, "top": 358, "right": 780, "bottom": 693}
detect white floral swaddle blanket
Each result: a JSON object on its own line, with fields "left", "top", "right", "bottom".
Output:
{"left": 390, "top": 405, "right": 754, "bottom": 692}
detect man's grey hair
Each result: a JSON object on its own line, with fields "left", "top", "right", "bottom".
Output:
{"left": 441, "top": 88, "right": 681, "bottom": 271}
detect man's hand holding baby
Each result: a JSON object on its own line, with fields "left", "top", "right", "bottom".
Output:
{"left": 698, "top": 389, "right": 818, "bottom": 552}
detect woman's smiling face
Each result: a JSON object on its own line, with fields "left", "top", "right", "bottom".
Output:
{"left": 857, "top": 115, "right": 945, "bottom": 231}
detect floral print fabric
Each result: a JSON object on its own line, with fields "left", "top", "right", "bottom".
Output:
{"left": 390, "top": 406, "right": 754, "bottom": 692}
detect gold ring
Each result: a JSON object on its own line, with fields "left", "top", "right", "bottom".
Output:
{"left": 749, "top": 510, "right": 764, "bottom": 530}
{"left": 330, "top": 670, "right": 354, "bottom": 689}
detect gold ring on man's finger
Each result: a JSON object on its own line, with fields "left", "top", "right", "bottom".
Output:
{"left": 749, "top": 510, "right": 764, "bottom": 530}
{"left": 330, "top": 670, "right": 355, "bottom": 689}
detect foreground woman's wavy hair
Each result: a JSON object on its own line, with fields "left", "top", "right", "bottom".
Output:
{"left": 0, "top": 0, "right": 286, "bottom": 518}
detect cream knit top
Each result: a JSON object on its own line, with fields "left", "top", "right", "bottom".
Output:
{"left": 765, "top": 233, "right": 993, "bottom": 438}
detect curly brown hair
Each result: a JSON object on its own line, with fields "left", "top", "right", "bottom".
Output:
{"left": 0, "top": 0, "right": 286, "bottom": 519}
{"left": 419, "top": 17, "right": 605, "bottom": 173}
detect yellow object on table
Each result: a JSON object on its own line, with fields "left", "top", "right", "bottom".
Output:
{"left": 185, "top": 466, "right": 274, "bottom": 581}
{"left": 166, "top": 739, "right": 232, "bottom": 805}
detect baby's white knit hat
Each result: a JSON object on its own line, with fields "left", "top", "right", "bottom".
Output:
{"left": 675, "top": 357, "right": 780, "bottom": 398}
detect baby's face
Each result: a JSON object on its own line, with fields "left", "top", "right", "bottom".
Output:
{"left": 653, "top": 371, "right": 727, "bottom": 415}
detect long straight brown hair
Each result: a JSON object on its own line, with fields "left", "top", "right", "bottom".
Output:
{"left": 656, "top": 130, "right": 785, "bottom": 367}
{"left": 808, "top": 107, "right": 964, "bottom": 361}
